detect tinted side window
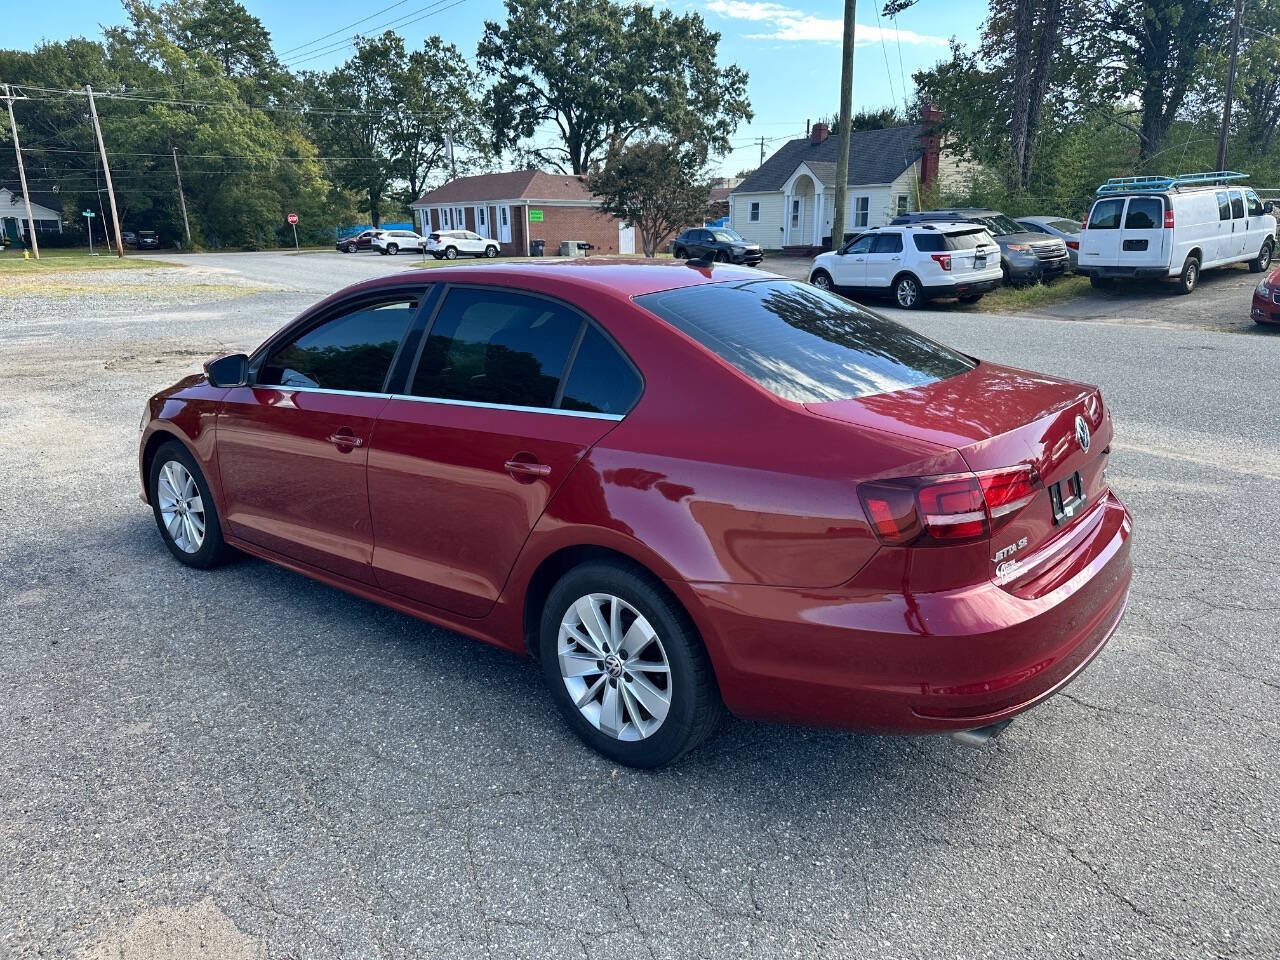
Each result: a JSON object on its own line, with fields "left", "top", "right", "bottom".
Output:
{"left": 1217, "top": 192, "right": 1232, "bottom": 221}
{"left": 845, "top": 235, "right": 874, "bottom": 255}
{"left": 1088, "top": 199, "right": 1124, "bottom": 230}
{"left": 560, "top": 326, "right": 641, "bottom": 415}
{"left": 871, "top": 234, "right": 903, "bottom": 254}
{"left": 1125, "top": 197, "right": 1162, "bottom": 229}
{"left": 1230, "top": 192, "right": 1245, "bottom": 219}
{"left": 913, "top": 233, "right": 945, "bottom": 252}
{"left": 410, "top": 288, "right": 582, "bottom": 408}
{"left": 636, "top": 280, "right": 976, "bottom": 404}
{"left": 260, "top": 300, "right": 416, "bottom": 392}
{"left": 1247, "top": 191, "right": 1264, "bottom": 217}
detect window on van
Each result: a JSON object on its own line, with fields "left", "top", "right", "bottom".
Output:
{"left": 1217, "top": 192, "right": 1232, "bottom": 221}
{"left": 1246, "top": 191, "right": 1265, "bottom": 217}
{"left": 1230, "top": 192, "right": 1245, "bottom": 219}
{"left": 1125, "top": 197, "right": 1162, "bottom": 229}
{"left": 1087, "top": 199, "right": 1124, "bottom": 230}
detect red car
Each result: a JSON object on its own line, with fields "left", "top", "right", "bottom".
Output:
{"left": 139, "top": 261, "right": 1133, "bottom": 767}
{"left": 1252, "top": 267, "right": 1280, "bottom": 325}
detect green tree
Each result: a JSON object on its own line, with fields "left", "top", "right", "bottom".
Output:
{"left": 591, "top": 140, "right": 709, "bottom": 257}
{"left": 477, "top": 0, "right": 751, "bottom": 174}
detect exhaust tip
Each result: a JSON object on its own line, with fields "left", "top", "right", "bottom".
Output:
{"left": 950, "top": 719, "right": 1014, "bottom": 748}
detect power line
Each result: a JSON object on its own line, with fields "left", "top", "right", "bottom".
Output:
{"left": 277, "top": 0, "right": 412, "bottom": 56}
{"left": 282, "top": 0, "right": 468, "bottom": 67}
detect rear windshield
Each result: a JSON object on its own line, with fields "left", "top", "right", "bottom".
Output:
{"left": 914, "top": 229, "right": 989, "bottom": 252}
{"left": 978, "top": 214, "right": 1024, "bottom": 236}
{"left": 1088, "top": 198, "right": 1125, "bottom": 229}
{"left": 635, "top": 279, "right": 976, "bottom": 403}
{"left": 1049, "top": 218, "right": 1082, "bottom": 233}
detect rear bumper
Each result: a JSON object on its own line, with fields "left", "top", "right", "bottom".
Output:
{"left": 1085, "top": 265, "right": 1170, "bottom": 280}
{"left": 688, "top": 490, "right": 1133, "bottom": 733}
{"left": 923, "top": 277, "right": 1001, "bottom": 299}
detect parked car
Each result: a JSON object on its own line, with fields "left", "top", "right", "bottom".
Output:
{"left": 1016, "top": 216, "right": 1082, "bottom": 272}
{"left": 809, "top": 222, "right": 1003, "bottom": 308}
{"left": 893, "top": 209, "right": 1070, "bottom": 285}
{"left": 671, "top": 227, "right": 764, "bottom": 265}
{"left": 1079, "top": 172, "right": 1276, "bottom": 294}
{"left": 135, "top": 230, "right": 160, "bottom": 250}
{"left": 425, "top": 229, "right": 500, "bottom": 259}
{"left": 373, "top": 229, "right": 424, "bottom": 256}
{"left": 138, "top": 261, "right": 1132, "bottom": 768}
{"left": 121, "top": 231, "right": 138, "bottom": 248}
{"left": 1250, "top": 265, "right": 1280, "bottom": 326}
{"left": 336, "top": 230, "right": 381, "bottom": 254}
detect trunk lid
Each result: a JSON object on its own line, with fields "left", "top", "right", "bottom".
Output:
{"left": 807, "top": 361, "right": 1112, "bottom": 584}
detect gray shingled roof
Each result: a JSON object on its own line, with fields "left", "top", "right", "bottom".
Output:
{"left": 732, "top": 125, "right": 923, "bottom": 194}
{"left": 3, "top": 182, "right": 63, "bottom": 214}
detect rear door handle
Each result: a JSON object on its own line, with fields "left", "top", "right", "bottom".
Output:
{"left": 504, "top": 459, "right": 551, "bottom": 479}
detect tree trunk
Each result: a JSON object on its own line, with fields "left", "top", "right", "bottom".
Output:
{"left": 1007, "top": 0, "right": 1035, "bottom": 190}
{"left": 1021, "top": 0, "right": 1063, "bottom": 186}
{"left": 368, "top": 186, "right": 381, "bottom": 228}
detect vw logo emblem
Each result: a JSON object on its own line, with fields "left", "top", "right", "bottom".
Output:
{"left": 1074, "top": 415, "right": 1091, "bottom": 453}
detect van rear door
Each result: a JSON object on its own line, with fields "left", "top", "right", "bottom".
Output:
{"left": 1079, "top": 197, "right": 1125, "bottom": 268}
{"left": 1116, "top": 195, "right": 1166, "bottom": 270}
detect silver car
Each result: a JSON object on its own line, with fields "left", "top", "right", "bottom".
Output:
{"left": 1016, "top": 216, "right": 1083, "bottom": 272}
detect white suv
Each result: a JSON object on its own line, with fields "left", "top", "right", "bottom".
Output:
{"left": 809, "top": 223, "right": 1003, "bottom": 309}
{"left": 425, "top": 230, "right": 501, "bottom": 260}
{"left": 372, "top": 230, "right": 424, "bottom": 255}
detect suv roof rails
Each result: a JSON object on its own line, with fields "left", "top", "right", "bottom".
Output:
{"left": 1096, "top": 170, "right": 1248, "bottom": 195}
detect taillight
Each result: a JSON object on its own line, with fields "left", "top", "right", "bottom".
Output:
{"left": 1080, "top": 216, "right": 1088, "bottom": 230}
{"left": 1066, "top": 239, "right": 1079, "bottom": 250}
{"left": 858, "top": 465, "right": 1040, "bottom": 547}
{"left": 1164, "top": 208, "right": 1175, "bottom": 229}
{"left": 930, "top": 253, "right": 952, "bottom": 271}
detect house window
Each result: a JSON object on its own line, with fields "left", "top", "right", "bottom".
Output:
{"left": 478, "top": 207, "right": 487, "bottom": 227}
{"left": 749, "top": 201, "right": 760, "bottom": 223}
{"left": 896, "top": 194, "right": 909, "bottom": 216}
{"left": 500, "top": 206, "right": 509, "bottom": 227}
{"left": 790, "top": 198, "right": 800, "bottom": 228}
{"left": 854, "top": 196, "right": 869, "bottom": 228}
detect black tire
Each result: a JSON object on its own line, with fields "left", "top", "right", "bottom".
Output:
{"left": 810, "top": 269, "right": 834, "bottom": 291}
{"left": 432, "top": 253, "right": 443, "bottom": 260}
{"left": 484, "top": 245, "right": 498, "bottom": 258}
{"left": 445, "top": 246, "right": 458, "bottom": 260}
{"left": 673, "top": 246, "right": 687, "bottom": 259}
{"left": 148, "top": 440, "right": 232, "bottom": 570}
{"left": 539, "top": 561, "right": 723, "bottom": 768}
{"left": 378, "top": 248, "right": 388, "bottom": 256}
{"left": 1177, "top": 255, "right": 1200, "bottom": 295}
{"left": 1090, "top": 274, "right": 1110, "bottom": 289}
{"left": 387, "top": 243, "right": 399, "bottom": 255}
{"left": 714, "top": 250, "right": 729, "bottom": 263}
{"left": 894, "top": 273, "right": 924, "bottom": 309}
{"left": 1250, "top": 239, "right": 1273, "bottom": 273}
{"left": 345, "top": 243, "right": 358, "bottom": 254}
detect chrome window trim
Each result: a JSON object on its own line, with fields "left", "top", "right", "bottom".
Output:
{"left": 251, "top": 384, "right": 392, "bottom": 400}
{"left": 388, "top": 393, "right": 625, "bottom": 421}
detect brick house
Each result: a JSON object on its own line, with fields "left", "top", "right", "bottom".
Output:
{"left": 409, "top": 170, "right": 636, "bottom": 257}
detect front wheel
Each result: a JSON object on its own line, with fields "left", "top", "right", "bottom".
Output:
{"left": 1250, "top": 240, "right": 1273, "bottom": 273}
{"left": 1177, "top": 256, "right": 1200, "bottom": 295}
{"left": 894, "top": 274, "right": 923, "bottom": 309}
{"left": 673, "top": 246, "right": 687, "bottom": 259}
{"left": 148, "top": 441, "right": 232, "bottom": 569}
{"left": 810, "top": 270, "right": 834, "bottom": 291}
{"left": 387, "top": 243, "right": 399, "bottom": 255}
{"left": 345, "top": 243, "right": 358, "bottom": 254}
{"left": 484, "top": 245, "right": 498, "bottom": 258}
{"left": 539, "top": 562, "right": 723, "bottom": 768}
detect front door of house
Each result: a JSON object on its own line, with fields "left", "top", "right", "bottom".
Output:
{"left": 498, "top": 205, "right": 512, "bottom": 244}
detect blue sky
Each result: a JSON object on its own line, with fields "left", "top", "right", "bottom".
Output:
{"left": 4, "top": 0, "right": 988, "bottom": 174}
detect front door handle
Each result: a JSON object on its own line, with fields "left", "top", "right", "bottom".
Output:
{"left": 328, "top": 430, "right": 363, "bottom": 450}
{"left": 504, "top": 458, "right": 551, "bottom": 480}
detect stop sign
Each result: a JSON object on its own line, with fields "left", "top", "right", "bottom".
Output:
{"left": 287, "top": 212, "right": 298, "bottom": 225}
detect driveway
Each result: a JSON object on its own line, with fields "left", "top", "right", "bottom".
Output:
{"left": 1, "top": 251, "right": 1278, "bottom": 959}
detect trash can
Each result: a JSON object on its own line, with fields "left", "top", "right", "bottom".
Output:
{"left": 531, "top": 239, "right": 546, "bottom": 257}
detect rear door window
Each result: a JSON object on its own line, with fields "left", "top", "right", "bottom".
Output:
{"left": 635, "top": 279, "right": 976, "bottom": 403}
{"left": 1217, "top": 192, "right": 1232, "bottom": 221}
{"left": 1088, "top": 199, "right": 1124, "bottom": 229}
{"left": 1229, "top": 191, "right": 1245, "bottom": 219}
{"left": 1124, "top": 197, "right": 1162, "bottom": 229}
{"left": 870, "top": 233, "right": 903, "bottom": 254}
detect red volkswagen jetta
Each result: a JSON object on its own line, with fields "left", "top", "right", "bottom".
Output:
{"left": 139, "top": 261, "right": 1132, "bottom": 767}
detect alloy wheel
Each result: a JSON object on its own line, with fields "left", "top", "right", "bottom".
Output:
{"left": 811, "top": 272, "right": 832, "bottom": 290}
{"left": 156, "top": 460, "right": 205, "bottom": 554}
{"left": 896, "top": 277, "right": 919, "bottom": 308}
{"left": 558, "top": 593, "right": 672, "bottom": 741}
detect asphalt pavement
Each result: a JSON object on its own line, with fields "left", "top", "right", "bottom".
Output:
{"left": 1, "top": 250, "right": 1277, "bottom": 959}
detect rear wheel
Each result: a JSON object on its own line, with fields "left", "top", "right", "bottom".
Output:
{"left": 1250, "top": 239, "right": 1273, "bottom": 273}
{"left": 539, "top": 561, "right": 723, "bottom": 768}
{"left": 1177, "top": 255, "right": 1200, "bottom": 295}
{"left": 810, "top": 269, "right": 834, "bottom": 291}
{"left": 894, "top": 274, "right": 923, "bottom": 309}
{"left": 148, "top": 441, "right": 231, "bottom": 569}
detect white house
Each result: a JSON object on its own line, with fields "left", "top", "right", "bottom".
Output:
{"left": 1, "top": 183, "right": 62, "bottom": 241}
{"left": 729, "top": 115, "right": 968, "bottom": 251}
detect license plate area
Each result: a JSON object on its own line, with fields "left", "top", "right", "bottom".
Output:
{"left": 1049, "top": 471, "right": 1087, "bottom": 525}
{"left": 974, "top": 255, "right": 986, "bottom": 268}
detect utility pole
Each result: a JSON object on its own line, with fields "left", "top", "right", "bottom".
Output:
{"left": 85, "top": 85, "right": 125, "bottom": 258}
{"left": 172, "top": 147, "right": 191, "bottom": 246}
{"left": 759, "top": 136, "right": 766, "bottom": 167}
{"left": 1217, "top": 0, "right": 1244, "bottom": 171}
{"left": 2, "top": 84, "right": 40, "bottom": 259}
{"left": 829, "top": 0, "right": 857, "bottom": 251}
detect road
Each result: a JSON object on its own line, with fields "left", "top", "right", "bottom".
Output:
{"left": 2, "top": 251, "right": 1278, "bottom": 959}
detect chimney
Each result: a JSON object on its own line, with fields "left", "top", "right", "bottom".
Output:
{"left": 919, "top": 105, "right": 943, "bottom": 190}
{"left": 810, "top": 122, "right": 830, "bottom": 144}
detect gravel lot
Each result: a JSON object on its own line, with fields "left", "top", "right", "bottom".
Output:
{"left": 2, "top": 251, "right": 1278, "bottom": 959}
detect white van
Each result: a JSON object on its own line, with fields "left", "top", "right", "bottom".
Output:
{"left": 1079, "top": 173, "right": 1276, "bottom": 294}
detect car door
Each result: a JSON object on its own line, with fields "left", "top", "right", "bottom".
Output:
{"left": 1213, "top": 191, "right": 1233, "bottom": 265}
{"left": 216, "top": 289, "right": 425, "bottom": 584}
{"left": 366, "top": 284, "right": 641, "bottom": 617}
{"left": 1244, "top": 189, "right": 1269, "bottom": 258}
{"left": 1228, "top": 190, "right": 1248, "bottom": 259}
{"left": 831, "top": 234, "right": 873, "bottom": 287}
{"left": 1117, "top": 195, "right": 1165, "bottom": 270}
{"left": 864, "top": 232, "right": 904, "bottom": 290}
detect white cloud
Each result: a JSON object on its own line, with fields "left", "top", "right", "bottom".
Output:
{"left": 705, "top": 0, "right": 949, "bottom": 46}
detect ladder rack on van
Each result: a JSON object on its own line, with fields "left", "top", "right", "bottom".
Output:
{"left": 1095, "top": 170, "right": 1249, "bottom": 195}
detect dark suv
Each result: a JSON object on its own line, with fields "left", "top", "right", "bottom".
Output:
{"left": 892, "top": 208, "right": 1068, "bottom": 284}
{"left": 135, "top": 230, "right": 160, "bottom": 250}
{"left": 671, "top": 227, "right": 763, "bottom": 265}
{"left": 336, "top": 229, "right": 381, "bottom": 254}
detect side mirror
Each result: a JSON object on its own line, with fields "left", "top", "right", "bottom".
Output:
{"left": 1265, "top": 201, "right": 1275, "bottom": 214}
{"left": 204, "top": 353, "right": 249, "bottom": 388}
